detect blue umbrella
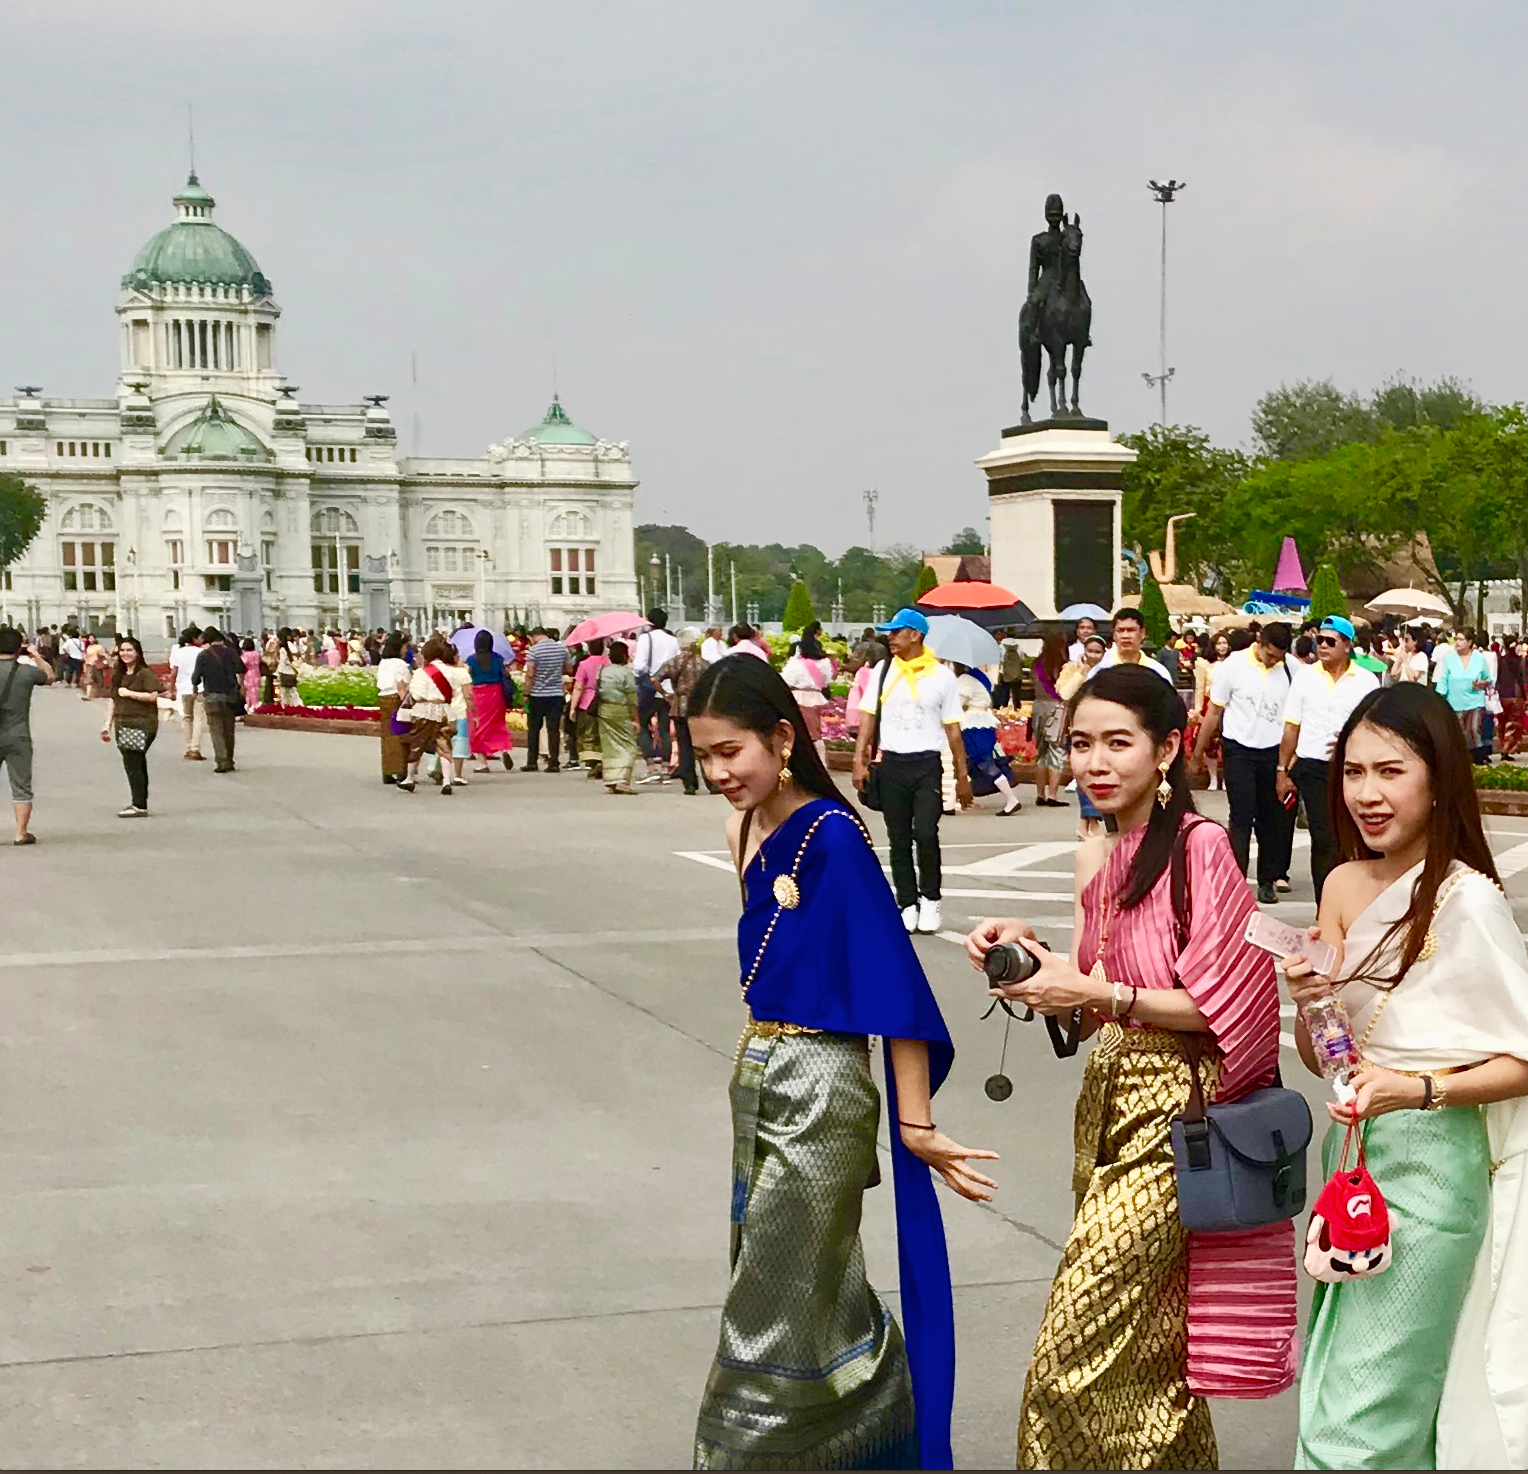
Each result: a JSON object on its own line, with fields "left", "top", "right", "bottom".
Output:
{"left": 449, "top": 626, "right": 513, "bottom": 661}
{"left": 923, "top": 615, "right": 1001, "bottom": 669}
{"left": 1058, "top": 602, "right": 1111, "bottom": 621}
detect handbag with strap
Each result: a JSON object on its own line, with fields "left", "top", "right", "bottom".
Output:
{"left": 115, "top": 724, "right": 149, "bottom": 752}
{"left": 1166, "top": 820, "right": 1313, "bottom": 1233}
{"left": 858, "top": 659, "right": 890, "bottom": 812}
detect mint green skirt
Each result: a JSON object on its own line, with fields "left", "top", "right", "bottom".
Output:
{"left": 1295, "top": 1107, "right": 1489, "bottom": 1470}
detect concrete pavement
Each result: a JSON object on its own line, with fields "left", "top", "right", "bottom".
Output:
{"left": 8, "top": 687, "right": 1528, "bottom": 1466}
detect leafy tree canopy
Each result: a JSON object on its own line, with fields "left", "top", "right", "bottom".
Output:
{"left": 0, "top": 473, "right": 45, "bottom": 570}
{"left": 943, "top": 526, "right": 986, "bottom": 555}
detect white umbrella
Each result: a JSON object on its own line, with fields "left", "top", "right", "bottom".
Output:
{"left": 924, "top": 614, "right": 1002, "bottom": 668}
{"left": 1364, "top": 587, "right": 1453, "bottom": 619}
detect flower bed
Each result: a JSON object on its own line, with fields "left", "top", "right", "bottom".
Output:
{"left": 254, "top": 703, "right": 378, "bottom": 721}
{"left": 296, "top": 668, "right": 382, "bottom": 708}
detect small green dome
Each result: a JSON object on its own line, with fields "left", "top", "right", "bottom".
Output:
{"left": 519, "top": 394, "right": 597, "bottom": 446}
{"left": 122, "top": 174, "right": 272, "bottom": 295}
{"left": 162, "top": 396, "right": 270, "bottom": 462}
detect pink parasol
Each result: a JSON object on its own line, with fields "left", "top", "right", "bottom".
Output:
{"left": 564, "top": 611, "right": 650, "bottom": 646}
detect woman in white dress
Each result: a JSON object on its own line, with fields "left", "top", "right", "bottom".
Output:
{"left": 1283, "top": 683, "right": 1528, "bottom": 1469}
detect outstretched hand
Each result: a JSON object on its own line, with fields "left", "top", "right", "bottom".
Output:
{"left": 900, "top": 1127, "right": 999, "bottom": 1202}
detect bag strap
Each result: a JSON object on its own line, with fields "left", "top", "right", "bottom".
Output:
{"left": 1170, "top": 817, "right": 1214, "bottom": 1123}
{"left": 0, "top": 659, "right": 22, "bottom": 709}
{"left": 867, "top": 659, "right": 889, "bottom": 763}
{"left": 736, "top": 809, "right": 754, "bottom": 905}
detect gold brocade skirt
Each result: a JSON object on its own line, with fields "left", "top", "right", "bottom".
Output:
{"left": 1018, "top": 1024, "right": 1221, "bottom": 1471}
{"left": 694, "top": 1025, "right": 916, "bottom": 1470}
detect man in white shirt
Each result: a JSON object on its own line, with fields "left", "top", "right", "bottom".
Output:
{"left": 168, "top": 627, "right": 208, "bottom": 760}
{"left": 59, "top": 630, "right": 85, "bottom": 688}
{"left": 632, "top": 609, "right": 681, "bottom": 780}
{"left": 700, "top": 625, "right": 727, "bottom": 664}
{"left": 1093, "top": 608, "right": 1174, "bottom": 683}
{"left": 1192, "top": 622, "right": 1297, "bottom": 904}
{"left": 852, "top": 608, "right": 970, "bottom": 935}
{"left": 1067, "top": 615, "right": 1097, "bottom": 664}
{"left": 1277, "top": 615, "right": 1380, "bottom": 901}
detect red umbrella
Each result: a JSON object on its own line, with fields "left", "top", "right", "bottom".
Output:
{"left": 917, "top": 580, "right": 1018, "bottom": 611}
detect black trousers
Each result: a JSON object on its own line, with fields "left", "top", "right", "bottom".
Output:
{"left": 672, "top": 715, "right": 720, "bottom": 795}
{"left": 205, "top": 698, "right": 237, "bottom": 770}
{"left": 878, "top": 751, "right": 943, "bottom": 907}
{"left": 1292, "top": 757, "right": 1338, "bottom": 903}
{"left": 638, "top": 689, "right": 672, "bottom": 766}
{"left": 526, "top": 695, "right": 564, "bottom": 768}
{"left": 119, "top": 728, "right": 155, "bottom": 809}
{"left": 1221, "top": 739, "right": 1295, "bottom": 886}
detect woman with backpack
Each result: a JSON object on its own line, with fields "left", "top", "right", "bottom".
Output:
{"left": 966, "top": 665, "right": 1293, "bottom": 1467}
{"left": 1282, "top": 684, "right": 1528, "bottom": 1468}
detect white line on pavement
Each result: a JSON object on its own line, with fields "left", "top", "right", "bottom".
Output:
{"left": 1494, "top": 840, "right": 1528, "bottom": 881}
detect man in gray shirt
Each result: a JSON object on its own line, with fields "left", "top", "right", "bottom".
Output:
{"left": 0, "top": 627, "right": 55, "bottom": 845}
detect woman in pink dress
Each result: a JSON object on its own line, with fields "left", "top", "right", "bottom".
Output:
{"left": 966, "top": 664, "right": 1294, "bottom": 1468}
{"left": 465, "top": 629, "right": 515, "bottom": 772}
{"left": 240, "top": 639, "right": 262, "bottom": 710}
{"left": 569, "top": 638, "right": 611, "bottom": 778}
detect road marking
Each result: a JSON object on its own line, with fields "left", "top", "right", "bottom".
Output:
{"left": 1494, "top": 840, "right": 1528, "bottom": 880}
{"left": 0, "top": 928, "right": 737, "bottom": 972}
{"left": 673, "top": 850, "right": 736, "bottom": 873}
{"left": 948, "top": 842, "right": 1079, "bottom": 877}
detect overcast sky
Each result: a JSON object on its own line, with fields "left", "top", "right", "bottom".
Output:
{"left": 1, "top": 2, "right": 1522, "bottom": 554}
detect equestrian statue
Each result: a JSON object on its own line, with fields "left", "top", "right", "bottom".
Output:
{"left": 1018, "top": 192, "right": 1093, "bottom": 424}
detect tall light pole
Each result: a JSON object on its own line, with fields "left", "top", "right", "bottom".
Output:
{"left": 1143, "top": 179, "right": 1185, "bottom": 427}
{"left": 862, "top": 488, "right": 878, "bottom": 551}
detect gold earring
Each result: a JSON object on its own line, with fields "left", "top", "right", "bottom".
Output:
{"left": 779, "top": 752, "right": 793, "bottom": 791}
{"left": 1156, "top": 760, "right": 1173, "bottom": 808}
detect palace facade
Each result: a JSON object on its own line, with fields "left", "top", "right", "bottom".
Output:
{"left": 0, "top": 173, "right": 640, "bottom": 640}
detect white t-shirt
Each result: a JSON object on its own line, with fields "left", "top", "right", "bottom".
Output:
{"left": 1210, "top": 646, "right": 1294, "bottom": 749}
{"left": 1284, "top": 660, "right": 1381, "bottom": 762}
{"left": 700, "top": 637, "right": 728, "bottom": 665}
{"left": 170, "top": 644, "right": 202, "bottom": 698}
{"left": 375, "top": 657, "right": 411, "bottom": 696}
{"left": 858, "top": 661, "right": 962, "bottom": 754}
{"left": 1092, "top": 646, "right": 1175, "bottom": 683}
{"left": 634, "top": 628, "right": 679, "bottom": 678}
{"left": 441, "top": 662, "right": 472, "bottom": 720}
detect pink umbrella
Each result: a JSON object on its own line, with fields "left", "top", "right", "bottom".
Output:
{"left": 564, "top": 611, "right": 650, "bottom": 646}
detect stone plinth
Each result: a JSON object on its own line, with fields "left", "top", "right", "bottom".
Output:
{"left": 977, "top": 422, "right": 1135, "bottom": 620}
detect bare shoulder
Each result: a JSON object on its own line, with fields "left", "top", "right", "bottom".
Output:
{"left": 1074, "top": 835, "right": 1110, "bottom": 894}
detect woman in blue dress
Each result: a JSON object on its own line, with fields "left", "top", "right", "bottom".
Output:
{"left": 686, "top": 654, "right": 998, "bottom": 1471}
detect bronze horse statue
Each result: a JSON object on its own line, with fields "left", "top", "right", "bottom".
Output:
{"left": 1019, "top": 212, "right": 1093, "bottom": 423}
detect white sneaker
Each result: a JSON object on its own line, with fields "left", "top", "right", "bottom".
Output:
{"left": 901, "top": 905, "right": 918, "bottom": 933}
{"left": 917, "top": 898, "right": 942, "bottom": 934}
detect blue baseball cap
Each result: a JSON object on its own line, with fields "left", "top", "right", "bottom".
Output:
{"left": 1319, "top": 615, "right": 1356, "bottom": 642}
{"left": 877, "top": 608, "right": 929, "bottom": 636}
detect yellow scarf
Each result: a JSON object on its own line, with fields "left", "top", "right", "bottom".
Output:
{"left": 888, "top": 648, "right": 939, "bottom": 703}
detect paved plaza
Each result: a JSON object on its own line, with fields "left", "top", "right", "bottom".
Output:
{"left": 8, "top": 689, "right": 1528, "bottom": 1467}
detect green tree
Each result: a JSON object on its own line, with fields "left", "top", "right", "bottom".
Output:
{"left": 1307, "top": 564, "right": 1346, "bottom": 622}
{"left": 781, "top": 580, "right": 815, "bottom": 631}
{"left": 943, "top": 526, "right": 986, "bottom": 555}
{"left": 1372, "top": 373, "right": 1484, "bottom": 433}
{"left": 0, "top": 472, "right": 45, "bottom": 572}
{"left": 1139, "top": 577, "right": 1172, "bottom": 646}
{"left": 1250, "top": 380, "right": 1378, "bottom": 462}
{"left": 912, "top": 562, "right": 939, "bottom": 601}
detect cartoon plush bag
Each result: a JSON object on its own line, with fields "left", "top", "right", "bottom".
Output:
{"left": 1303, "top": 1119, "right": 1392, "bottom": 1282}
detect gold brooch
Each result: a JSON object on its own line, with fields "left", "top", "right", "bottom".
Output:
{"left": 772, "top": 874, "right": 801, "bottom": 909}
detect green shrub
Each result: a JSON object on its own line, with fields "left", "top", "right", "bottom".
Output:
{"left": 912, "top": 563, "right": 939, "bottom": 601}
{"left": 1139, "top": 577, "right": 1172, "bottom": 646}
{"left": 1307, "top": 564, "right": 1345, "bottom": 623}
{"left": 297, "top": 667, "right": 382, "bottom": 708}
{"left": 782, "top": 581, "right": 816, "bottom": 632}
{"left": 1474, "top": 762, "right": 1528, "bottom": 790}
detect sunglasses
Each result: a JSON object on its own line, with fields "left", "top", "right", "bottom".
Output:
{"left": 1316, "top": 634, "right": 1341, "bottom": 648}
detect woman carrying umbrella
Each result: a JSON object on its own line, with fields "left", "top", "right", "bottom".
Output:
{"left": 465, "top": 628, "right": 515, "bottom": 774}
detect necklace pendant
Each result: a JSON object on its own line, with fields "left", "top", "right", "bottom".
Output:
{"left": 772, "top": 874, "right": 801, "bottom": 909}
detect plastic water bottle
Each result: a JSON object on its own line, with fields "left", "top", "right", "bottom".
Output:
{"left": 1303, "top": 994, "right": 1359, "bottom": 1085}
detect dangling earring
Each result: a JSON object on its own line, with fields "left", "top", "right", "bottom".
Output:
{"left": 1155, "top": 760, "right": 1173, "bottom": 809}
{"left": 779, "top": 751, "right": 793, "bottom": 792}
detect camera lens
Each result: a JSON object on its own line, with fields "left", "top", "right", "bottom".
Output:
{"left": 983, "top": 942, "right": 1039, "bottom": 986}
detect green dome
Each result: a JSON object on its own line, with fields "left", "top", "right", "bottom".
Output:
{"left": 121, "top": 174, "right": 272, "bottom": 295}
{"left": 162, "top": 396, "right": 270, "bottom": 462}
{"left": 519, "top": 394, "right": 597, "bottom": 446}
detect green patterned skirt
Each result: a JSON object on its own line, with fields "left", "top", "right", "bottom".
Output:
{"left": 1295, "top": 1106, "right": 1490, "bottom": 1470}
{"left": 694, "top": 1026, "right": 917, "bottom": 1471}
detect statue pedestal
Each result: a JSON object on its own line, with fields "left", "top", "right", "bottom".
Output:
{"left": 976, "top": 422, "right": 1135, "bottom": 620}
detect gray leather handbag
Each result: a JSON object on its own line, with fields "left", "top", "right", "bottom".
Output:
{"left": 1165, "top": 820, "right": 1313, "bottom": 1233}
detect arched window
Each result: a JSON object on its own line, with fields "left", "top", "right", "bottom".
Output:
{"left": 423, "top": 507, "right": 478, "bottom": 580}
{"left": 60, "top": 502, "right": 115, "bottom": 533}
{"left": 424, "top": 509, "right": 475, "bottom": 540}
{"left": 311, "top": 507, "right": 362, "bottom": 596}
{"left": 310, "top": 507, "right": 361, "bottom": 537}
{"left": 59, "top": 502, "right": 117, "bottom": 595}
{"left": 548, "top": 509, "right": 594, "bottom": 541}
{"left": 204, "top": 507, "right": 239, "bottom": 532}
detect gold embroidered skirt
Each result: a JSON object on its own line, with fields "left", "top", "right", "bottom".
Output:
{"left": 1018, "top": 1024, "right": 1220, "bottom": 1471}
{"left": 694, "top": 1024, "right": 916, "bottom": 1470}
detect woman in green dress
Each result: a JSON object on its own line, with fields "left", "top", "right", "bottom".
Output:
{"left": 1284, "top": 683, "right": 1528, "bottom": 1469}
{"left": 597, "top": 639, "right": 640, "bottom": 794}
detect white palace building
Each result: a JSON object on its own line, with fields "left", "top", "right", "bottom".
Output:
{"left": 0, "top": 173, "right": 641, "bottom": 640}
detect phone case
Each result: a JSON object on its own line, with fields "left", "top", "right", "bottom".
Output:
{"left": 1244, "top": 911, "right": 1337, "bottom": 974}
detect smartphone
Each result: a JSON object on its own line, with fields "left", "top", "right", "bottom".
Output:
{"left": 1281, "top": 787, "right": 1298, "bottom": 810}
{"left": 1244, "top": 911, "right": 1337, "bottom": 975}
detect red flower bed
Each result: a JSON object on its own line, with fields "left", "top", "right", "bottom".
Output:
{"left": 252, "top": 704, "right": 379, "bottom": 722}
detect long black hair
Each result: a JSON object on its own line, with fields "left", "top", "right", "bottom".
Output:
{"left": 1332, "top": 683, "right": 1500, "bottom": 986}
{"left": 111, "top": 636, "right": 149, "bottom": 693}
{"left": 1069, "top": 664, "right": 1196, "bottom": 910}
{"left": 689, "top": 654, "right": 860, "bottom": 823}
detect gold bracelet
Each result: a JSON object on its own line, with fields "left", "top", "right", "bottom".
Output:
{"left": 1427, "top": 1075, "right": 1449, "bottom": 1111}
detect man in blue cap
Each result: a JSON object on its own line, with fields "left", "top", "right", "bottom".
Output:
{"left": 852, "top": 608, "right": 971, "bottom": 934}
{"left": 1277, "top": 614, "right": 1379, "bottom": 901}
